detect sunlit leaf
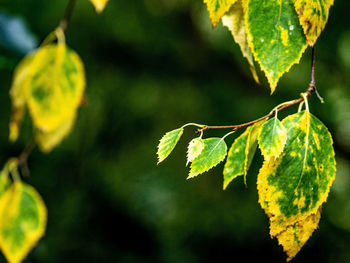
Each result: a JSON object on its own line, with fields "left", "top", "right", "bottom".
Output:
{"left": 157, "top": 128, "right": 184, "bottom": 164}
{"left": 25, "top": 43, "right": 85, "bottom": 133}
{"left": 36, "top": 113, "right": 76, "bottom": 153}
{"left": 294, "top": 0, "right": 334, "bottom": 46}
{"left": 257, "top": 111, "right": 336, "bottom": 261}
{"left": 188, "top": 137, "right": 227, "bottom": 179}
{"left": 245, "top": 0, "right": 307, "bottom": 93}
{"left": 187, "top": 137, "right": 205, "bottom": 166}
{"left": 258, "top": 117, "right": 287, "bottom": 160}
{"left": 9, "top": 53, "right": 34, "bottom": 142}
{"left": 223, "top": 120, "right": 264, "bottom": 189}
{"left": 0, "top": 181, "right": 47, "bottom": 263}
{"left": 90, "top": 0, "right": 110, "bottom": 13}
{"left": 222, "top": 0, "right": 259, "bottom": 83}
{"left": 204, "top": 0, "right": 238, "bottom": 27}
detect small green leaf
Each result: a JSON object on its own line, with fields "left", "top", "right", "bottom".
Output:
{"left": 187, "top": 137, "right": 205, "bottom": 166}
{"left": 204, "top": 0, "right": 238, "bottom": 27}
{"left": 222, "top": 0, "right": 259, "bottom": 83}
{"left": 223, "top": 120, "right": 264, "bottom": 189}
{"left": 257, "top": 110, "right": 336, "bottom": 261}
{"left": 245, "top": 0, "right": 307, "bottom": 93}
{"left": 258, "top": 117, "right": 287, "bottom": 160}
{"left": 188, "top": 138, "right": 227, "bottom": 179}
{"left": 157, "top": 128, "right": 184, "bottom": 163}
{"left": 294, "top": 0, "right": 334, "bottom": 46}
{"left": 0, "top": 181, "right": 47, "bottom": 263}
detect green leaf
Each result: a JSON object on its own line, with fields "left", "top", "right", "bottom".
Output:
{"left": 0, "top": 181, "right": 47, "bottom": 263}
{"left": 90, "top": 0, "right": 110, "bottom": 13}
{"left": 245, "top": 0, "right": 307, "bottom": 93}
{"left": 25, "top": 43, "right": 85, "bottom": 133}
{"left": 257, "top": 111, "right": 336, "bottom": 261}
{"left": 204, "top": 0, "right": 238, "bottom": 27}
{"left": 294, "top": 0, "right": 334, "bottom": 46}
{"left": 222, "top": 0, "right": 259, "bottom": 83}
{"left": 258, "top": 116, "right": 287, "bottom": 160}
{"left": 157, "top": 128, "right": 184, "bottom": 163}
{"left": 188, "top": 137, "right": 227, "bottom": 179}
{"left": 187, "top": 137, "right": 205, "bottom": 166}
{"left": 223, "top": 120, "right": 264, "bottom": 189}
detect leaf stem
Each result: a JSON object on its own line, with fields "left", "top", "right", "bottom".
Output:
{"left": 59, "top": 0, "right": 78, "bottom": 32}
{"left": 17, "top": 137, "right": 36, "bottom": 177}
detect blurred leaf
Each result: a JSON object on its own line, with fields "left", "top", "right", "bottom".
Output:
{"left": 258, "top": 116, "right": 287, "bottom": 161}
{"left": 0, "top": 181, "right": 47, "bottom": 263}
{"left": 294, "top": 0, "right": 334, "bottom": 46}
{"left": 203, "top": 0, "right": 238, "bottom": 27}
{"left": 90, "top": 0, "right": 110, "bottom": 13}
{"left": 186, "top": 137, "right": 204, "bottom": 166}
{"left": 157, "top": 128, "right": 184, "bottom": 164}
{"left": 0, "top": 11, "right": 38, "bottom": 54}
{"left": 188, "top": 137, "right": 227, "bottom": 179}
{"left": 223, "top": 120, "right": 264, "bottom": 189}
{"left": 245, "top": 0, "right": 307, "bottom": 93}
{"left": 257, "top": 111, "right": 336, "bottom": 261}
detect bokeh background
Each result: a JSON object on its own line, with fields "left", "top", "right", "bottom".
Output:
{"left": 0, "top": 0, "right": 350, "bottom": 262}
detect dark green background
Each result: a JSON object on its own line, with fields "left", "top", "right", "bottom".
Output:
{"left": 0, "top": 0, "right": 349, "bottom": 262}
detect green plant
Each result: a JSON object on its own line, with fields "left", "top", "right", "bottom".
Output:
{"left": 157, "top": 0, "right": 335, "bottom": 261}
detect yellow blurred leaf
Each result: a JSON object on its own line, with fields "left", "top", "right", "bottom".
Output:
{"left": 25, "top": 43, "right": 85, "bottom": 133}
{"left": 204, "top": 0, "right": 238, "bottom": 27}
{"left": 90, "top": 0, "right": 110, "bottom": 13}
{"left": 0, "top": 181, "right": 47, "bottom": 263}
{"left": 36, "top": 113, "right": 76, "bottom": 153}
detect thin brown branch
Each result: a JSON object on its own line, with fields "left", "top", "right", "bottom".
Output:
{"left": 17, "top": 137, "right": 36, "bottom": 177}
{"left": 59, "top": 0, "right": 78, "bottom": 32}
{"left": 197, "top": 45, "right": 320, "bottom": 134}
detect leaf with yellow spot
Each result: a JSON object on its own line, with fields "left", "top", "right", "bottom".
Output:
{"left": 187, "top": 137, "right": 205, "bottom": 166}
{"left": 157, "top": 128, "right": 184, "bottom": 164}
{"left": 245, "top": 0, "right": 307, "bottom": 93}
{"left": 222, "top": 0, "right": 259, "bottom": 83}
{"left": 90, "top": 0, "right": 110, "bottom": 13}
{"left": 188, "top": 137, "right": 227, "bottom": 179}
{"left": 204, "top": 0, "right": 238, "bottom": 27}
{"left": 0, "top": 181, "right": 47, "bottom": 263}
{"left": 24, "top": 43, "right": 85, "bottom": 134}
{"left": 258, "top": 116, "right": 287, "bottom": 160}
{"left": 36, "top": 113, "right": 76, "bottom": 153}
{"left": 9, "top": 53, "right": 35, "bottom": 142}
{"left": 294, "top": 0, "right": 334, "bottom": 46}
{"left": 257, "top": 110, "right": 336, "bottom": 261}
{"left": 223, "top": 120, "right": 265, "bottom": 189}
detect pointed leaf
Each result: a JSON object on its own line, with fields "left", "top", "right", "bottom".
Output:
{"left": 257, "top": 111, "right": 336, "bottom": 261}
{"left": 245, "top": 0, "right": 307, "bottom": 93}
{"left": 204, "top": 0, "right": 238, "bottom": 27}
{"left": 187, "top": 138, "right": 205, "bottom": 166}
{"left": 0, "top": 181, "right": 47, "bottom": 263}
{"left": 188, "top": 137, "right": 227, "bottom": 178}
{"left": 36, "top": 113, "right": 76, "bottom": 153}
{"left": 9, "top": 53, "right": 34, "bottom": 142}
{"left": 90, "top": 0, "right": 110, "bottom": 13}
{"left": 258, "top": 117, "right": 287, "bottom": 160}
{"left": 294, "top": 0, "right": 334, "bottom": 46}
{"left": 222, "top": 0, "right": 259, "bottom": 83}
{"left": 223, "top": 120, "right": 264, "bottom": 189}
{"left": 25, "top": 43, "right": 85, "bottom": 133}
{"left": 157, "top": 128, "right": 184, "bottom": 163}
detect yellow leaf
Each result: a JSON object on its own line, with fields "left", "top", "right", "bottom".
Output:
{"left": 90, "top": 0, "right": 110, "bottom": 13}
{"left": 36, "top": 113, "right": 76, "bottom": 153}
{"left": 25, "top": 43, "right": 85, "bottom": 133}
{"left": 222, "top": 0, "right": 259, "bottom": 83}
{"left": 9, "top": 54, "right": 35, "bottom": 142}
{"left": 0, "top": 182, "right": 47, "bottom": 263}
{"left": 204, "top": 0, "right": 238, "bottom": 27}
{"left": 294, "top": 0, "right": 334, "bottom": 46}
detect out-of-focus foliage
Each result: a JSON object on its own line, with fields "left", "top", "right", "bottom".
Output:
{"left": 0, "top": 0, "right": 349, "bottom": 262}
